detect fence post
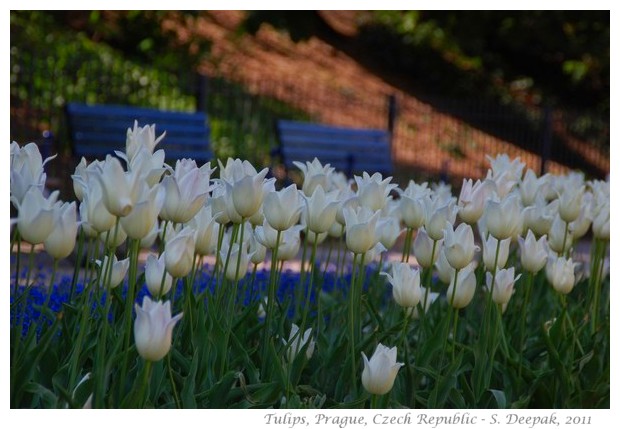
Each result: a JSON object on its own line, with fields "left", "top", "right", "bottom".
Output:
{"left": 540, "top": 105, "right": 553, "bottom": 175}
{"left": 195, "top": 73, "right": 208, "bottom": 112}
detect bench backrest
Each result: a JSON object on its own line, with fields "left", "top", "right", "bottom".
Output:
{"left": 66, "top": 102, "right": 212, "bottom": 164}
{"left": 275, "top": 119, "right": 393, "bottom": 176}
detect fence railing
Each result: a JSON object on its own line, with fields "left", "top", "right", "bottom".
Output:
{"left": 10, "top": 44, "right": 609, "bottom": 189}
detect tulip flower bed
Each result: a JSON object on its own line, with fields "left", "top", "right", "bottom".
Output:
{"left": 10, "top": 125, "right": 610, "bottom": 409}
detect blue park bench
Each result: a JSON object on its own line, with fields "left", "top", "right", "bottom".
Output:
{"left": 274, "top": 119, "right": 393, "bottom": 177}
{"left": 65, "top": 102, "right": 212, "bottom": 164}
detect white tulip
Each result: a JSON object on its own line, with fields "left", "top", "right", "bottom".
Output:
{"left": 361, "top": 343, "right": 403, "bottom": 395}
{"left": 134, "top": 297, "right": 182, "bottom": 362}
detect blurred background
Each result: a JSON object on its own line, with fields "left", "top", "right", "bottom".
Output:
{"left": 10, "top": 10, "right": 609, "bottom": 193}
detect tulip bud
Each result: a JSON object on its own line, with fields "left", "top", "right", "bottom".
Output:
{"left": 519, "top": 169, "right": 548, "bottom": 207}
{"left": 283, "top": 323, "right": 315, "bottom": 362}
{"left": 11, "top": 141, "right": 56, "bottom": 207}
{"left": 361, "top": 343, "right": 403, "bottom": 395}
{"left": 413, "top": 227, "right": 442, "bottom": 269}
{"left": 592, "top": 203, "right": 610, "bottom": 240}
{"left": 263, "top": 184, "right": 303, "bottom": 231}
{"left": 355, "top": 172, "right": 397, "bottom": 212}
{"left": 96, "top": 254, "right": 129, "bottom": 289}
{"left": 120, "top": 185, "right": 165, "bottom": 240}
{"left": 546, "top": 256, "right": 577, "bottom": 295}
{"left": 303, "top": 186, "right": 339, "bottom": 234}
{"left": 134, "top": 297, "right": 183, "bottom": 362}
{"left": 293, "top": 158, "right": 335, "bottom": 196}
{"left": 231, "top": 169, "right": 270, "bottom": 219}
{"left": 518, "top": 231, "right": 548, "bottom": 273}
{"left": 125, "top": 121, "right": 165, "bottom": 161}
{"left": 164, "top": 227, "right": 196, "bottom": 278}
{"left": 424, "top": 199, "right": 457, "bottom": 241}
{"left": 82, "top": 179, "right": 116, "bottom": 233}
{"left": 160, "top": 160, "right": 212, "bottom": 224}
{"left": 44, "top": 202, "right": 78, "bottom": 260}
{"left": 343, "top": 206, "right": 381, "bottom": 254}
{"left": 435, "top": 248, "right": 454, "bottom": 284}
{"left": 487, "top": 267, "right": 521, "bottom": 306}
{"left": 12, "top": 187, "right": 57, "bottom": 245}
{"left": 558, "top": 186, "right": 585, "bottom": 223}
{"left": 522, "top": 196, "right": 557, "bottom": 237}
{"left": 484, "top": 194, "right": 522, "bottom": 240}
{"left": 377, "top": 216, "right": 402, "bottom": 249}
{"left": 458, "top": 178, "right": 496, "bottom": 224}
{"left": 399, "top": 193, "right": 427, "bottom": 229}
{"left": 446, "top": 262, "right": 477, "bottom": 309}
{"left": 548, "top": 215, "right": 572, "bottom": 254}
{"left": 381, "top": 262, "right": 422, "bottom": 308}
{"left": 190, "top": 206, "right": 220, "bottom": 256}
{"left": 145, "top": 253, "right": 173, "bottom": 297}
{"left": 482, "top": 235, "right": 511, "bottom": 271}
{"left": 443, "top": 222, "right": 478, "bottom": 270}
{"left": 93, "top": 155, "right": 140, "bottom": 217}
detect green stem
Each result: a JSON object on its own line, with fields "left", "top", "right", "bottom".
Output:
{"left": 349, "top": 253, "right": 359, "bottom": 396}
{"left": 68, "top": 285, "right": 94, "bottom": 390}
{"left": 561, "top": 294, "right": 584, "bottom": 355}
{"left": 355, "top": 253, "right": 367, "bottom": 345}
{"left": 118, "top": 238, "right": 141, "bottom": 400}
{"left": 337, "top": 225, "right": 346, "bottom": 278}
{"left": 451, "top": 310, "right": 459, "bottom": 361}
{"left": 39, "top": 258, "right": 59, "bottom": 323}
{"left": 135, "top": 360, "right": 153, "bottom": 408}
{"left": 69, "top": 227, "right": 86, "bottom": 302}
{"left": 421, "top": 239, "right": 438, "bottom": 312}
{"left": 158, "top": 220, "right": 169, "bottom": 256}
{"left": 323, "top": 235, "right": 334, "bottom": 274}
{"left": 12, "top": 229, "right": 21, "bottom": 298}
{"left": 440, "top": 268, "right": 460, "bottom": 371}
{"left": 220, "top": 221, "right": 247, "bottom": 377}
{"left": 24, "top": 243, "right": 37, "bottom": 292}
{"left": 295, "top": 226, "right": 310, "bottom": 320}
{"left": 216, "top": 224, "right": 238, "bottom": 310}
{"left": 487, "top": 239, "right": 501, "bottom": 305}
{"left": 517, "top": 271, "right": 533, "bottom": 384}
{"left": 262, "top": 229, "right": 282, "bottom": 374}
{"left": 370, "top": 394, "right": 380, "bottom": 409}
{"left": 299, "top": 236, "right": 318, "bottom": 339}
{"left": 248, "top": 263, "right": 258, "bottom": 303}
{"left": 399, "top": 306, "right": 414, "bottom": 407}
{"left": 167, "top": 352, "right": 181, "bottom": 408}
{"left": 94, "top": 217, "right": 120, "bottom": 408}
{"left": 591, "top": 239, "right": 607, "bottom": 334}
{"left": 561, "top": 220, "right": 570, "bottom": 258}
{"left": 401, "top": 227, "right": 413, "bottom": 263}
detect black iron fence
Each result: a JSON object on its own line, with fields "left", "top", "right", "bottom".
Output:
{"left": 10, "top": 45, "right": 609, "bottom": 188}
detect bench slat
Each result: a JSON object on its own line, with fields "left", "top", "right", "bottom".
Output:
{"left": 66, "top": 103, "right": 207, "bottom": 122}
{"left": 66, "top": 102, "right": 211, "bottom": 164}
{"left": 276, "top": 119, "right": 393, "bottom": 175}
{"left": 67, "top": 118, "right": 209, "bottom": 135}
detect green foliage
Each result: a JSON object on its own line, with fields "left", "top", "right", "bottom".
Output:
{"left": 10, "top": 243, "right": 610, "bottom": 408}
{"left": 10, "top": 11, "right": 310, "bottom": 166}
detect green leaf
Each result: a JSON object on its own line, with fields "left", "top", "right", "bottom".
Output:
{"left": 23, "top": 382, "right": 58, "bottom": 408}
{"left": 180, "top": 350, "right": 200, "bottom": 408}
{"left": 489, "top": 389, "right": 506, "bottom": 409}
